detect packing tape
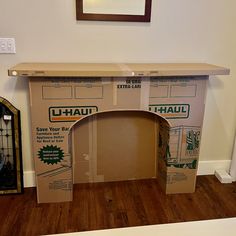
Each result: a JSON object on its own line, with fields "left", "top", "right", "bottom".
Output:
{"left": 88, "top": 116, "right": 94, "bottom": 182}
{"left": 83, "top": 153, "right": 89, "bottom": 161}
{"left": 92, "top": 115, "right": 98, "bottom": 182}
{"left": 117, "top": 63, "right": 134, "bottom": 76}
{"left": 29, "top": 79, "right": 33, "bottom": 107}
{"left": 92, "top": 116, "right": 104, "bottom": 182}
{"left": 140, "top": 77, "right": 151, "bottom": 110}
{"left": 89, "top": 115, "right": 105, "bottom": 182}
{"left": 113, "top": 78, "right": 118, "bottom": 106}
{"left": 102, "top": 77, "right": 112, "bottom": 85}
{"left": 93, "top": 175, "right": 104, "bottom": 182}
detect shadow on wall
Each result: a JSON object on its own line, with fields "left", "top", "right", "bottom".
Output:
{"left": 200, "top": 76, "right": 232, "bottom": 161}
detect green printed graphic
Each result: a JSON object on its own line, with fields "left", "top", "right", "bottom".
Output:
{"left": 168, "top": 160, "right": 197, "bottom": 169}
{"left": 38, "top": 145, "right": 64, "bottom": 165}
{"left": 186, "top": 130, "right": 200, "bottom": 151}
{"left": 166, "top": 145, "right": 171, "bottom": 160}
{"left": 49, "top": 106, "right": 98, "bottom": 122}
{"left": 149, "top": 104, "right": 190, "bottom": 119}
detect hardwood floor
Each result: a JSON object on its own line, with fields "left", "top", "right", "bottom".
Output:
{"left": 0, "top": 176, "right": 236, "bottom": 236}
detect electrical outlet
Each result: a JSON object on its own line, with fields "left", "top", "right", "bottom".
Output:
{"left": 0, "top": 38, "right": 16, "bottom": 54}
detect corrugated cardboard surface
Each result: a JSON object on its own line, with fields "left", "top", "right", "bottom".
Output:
{"left": 149, "top": 77, "right": 207, "bottom": 193}
{"left": 9, "top": 63, "right": 230, "bottom": 77}
{"left": 29, "top": 76, "right": 207, "bottom": 203}
{"left": 72, "top": 111, "right": 159, "bottom": 183}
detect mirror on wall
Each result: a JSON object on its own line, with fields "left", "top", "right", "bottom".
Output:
{"left": 76, "top": 0, "right": 152, "bottom": 22}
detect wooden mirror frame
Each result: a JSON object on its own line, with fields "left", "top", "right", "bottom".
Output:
{"left": 76, "top": 0, "right": 152, "bottom": 22}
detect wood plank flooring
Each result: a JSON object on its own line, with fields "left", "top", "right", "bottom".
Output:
{"left": 0, "top": 176, "right": 236, "bottom": 236}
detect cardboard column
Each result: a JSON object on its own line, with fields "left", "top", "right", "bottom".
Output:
{"left": 149, "top": 76, "right": 208, "bottom": 193}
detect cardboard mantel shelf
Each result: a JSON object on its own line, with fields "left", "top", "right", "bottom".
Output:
{"left": 8, "top": 63, "right": 230, "bottom": 77}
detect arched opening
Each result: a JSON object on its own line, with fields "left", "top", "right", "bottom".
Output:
{"left": 70, "top": 110, "right": 169, "bottom": 185}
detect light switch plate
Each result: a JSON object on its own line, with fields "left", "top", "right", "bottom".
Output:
{"left": 0, "top": 38, "right": 16, "bottom": 54}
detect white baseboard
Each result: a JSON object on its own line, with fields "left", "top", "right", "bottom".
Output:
{"left": 197, "top": 160, "right": 231, "bottom": 176}
{"left": 23, "top": 160, "right": 232, "bottom": 188}
{"left": 23, "top": 170, "right": 36, "bottom": 188}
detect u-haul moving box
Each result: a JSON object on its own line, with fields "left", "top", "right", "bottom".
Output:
{"left": 8, "top": 63, "right": 230, "bottom": 203}
{"left": 29, "top": 77, "right": 170, "bottom": 203}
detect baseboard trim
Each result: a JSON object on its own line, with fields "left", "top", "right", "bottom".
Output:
{"left": 197, "top": 160, "right": 231, "bottom": 176}
{"left": 23, "top": 160, "right": 232, "bottom": 188}
{"left": 23, "top": 171, "right": 36, "bottom": 188}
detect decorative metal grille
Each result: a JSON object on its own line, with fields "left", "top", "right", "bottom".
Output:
{"left": 0, "top": 97, "right": 23, "bottom": 194}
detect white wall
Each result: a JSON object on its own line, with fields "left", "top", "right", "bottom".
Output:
{"left": 0, "top": 0, "right": 236, "bottom": 174}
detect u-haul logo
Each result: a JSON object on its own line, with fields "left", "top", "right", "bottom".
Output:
{"left": 149, "top": 104, "right": 190, "bottom": 119}
{"left": 49, "top": 106, "right": 98, "bottom": 122}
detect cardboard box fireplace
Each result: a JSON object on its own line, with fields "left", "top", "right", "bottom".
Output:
{"left": 8, "top": 63, "right": 230, "bottom": 203}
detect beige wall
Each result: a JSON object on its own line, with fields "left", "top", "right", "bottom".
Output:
{"left": 0, "top": 0, "right": 236, "bottom": 173}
